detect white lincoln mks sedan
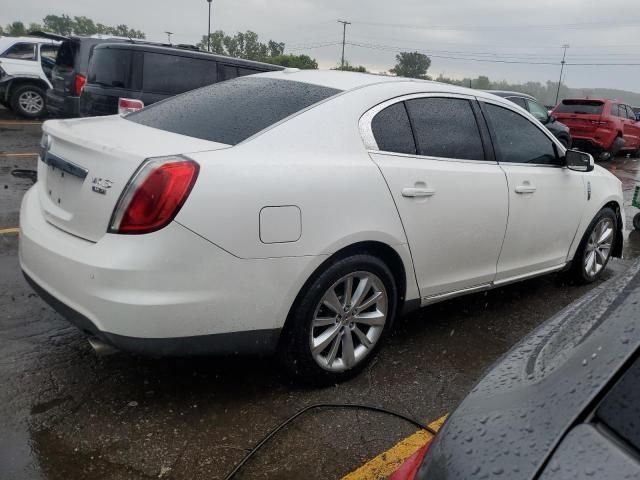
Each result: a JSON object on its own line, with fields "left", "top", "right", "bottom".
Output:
{"left": 20, "top": 70, "right": 624, "bottom": 383}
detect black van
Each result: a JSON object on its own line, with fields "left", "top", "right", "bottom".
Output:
{"left": 80, "top": 43, "right": 284, "bottom": 117}
{"left": 45, "top": 35, "right": 130, "bottom": 117}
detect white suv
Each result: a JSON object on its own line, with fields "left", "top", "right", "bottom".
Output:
{"left": 0, "top": 36, "right": 59, "bottom": 118}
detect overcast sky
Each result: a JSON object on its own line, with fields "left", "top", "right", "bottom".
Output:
{"left": 3, "top": 0, "right": 640, "bottom": 92}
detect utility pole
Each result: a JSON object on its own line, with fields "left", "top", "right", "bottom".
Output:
{"left": 165, "top": 31, "right": 173, "bottom": 44}
{"left": 337, "top": 19, "right": 351, "bottom": 69}
{"left": 207, "top": 0, "right": 213, "bottom": 52}
{"left": 555, "top": 44, "right": 570, "bottom": 105}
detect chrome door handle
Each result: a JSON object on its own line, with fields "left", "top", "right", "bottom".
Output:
{"left": 402, "top": 187, "right": 436, "bottom": 198}
{"left": 515, "top": 184, "right": 537, "bottom": 194}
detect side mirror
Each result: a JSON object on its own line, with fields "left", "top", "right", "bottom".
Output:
{"left": 565, "top": 149, "right": 594, "bottom": 172}
{"left": 549, "top": 115, "right": 556, "bottom": 123}
{"left": 636, "top": 113, "right": 640, "bottom": 122}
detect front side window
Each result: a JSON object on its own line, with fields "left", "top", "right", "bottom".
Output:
{"left": 1, "top": 43, "right": 36, "bottom": 60}
{"left": 405, "top": 97, "right": 484, "bottom": 160}
{"left": 624, "top": 105, "right": 636, "bottom": 120}
{"left": 371, "top": 102, "right": 416, "bottom": 155}
{"left": 127, "top": 77, "right": 342, "bottom": 145}
{"left": 483, "top": 103, "right": 558, "bottom": 165}
{"left": 527, "top": 100, "right": 550, "bottom": 123}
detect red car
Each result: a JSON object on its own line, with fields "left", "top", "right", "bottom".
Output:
{"left": 552, "top": 98, "right": 640, "bottom": 160}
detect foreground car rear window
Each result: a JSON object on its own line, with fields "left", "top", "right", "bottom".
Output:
{"left": 555, "top": 100, "right": 604, "bottom": 115}
{"left": 125, "top": 77, "right": 342, "bottom": 145}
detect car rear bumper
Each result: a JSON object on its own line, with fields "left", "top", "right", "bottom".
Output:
{"left": 569, "top": 130, "right": 617, "bottom": 151}
{"left": 19, "top": 186, "right": 318, "bottom": 355}
{"left": 46, "top": 90, "right": 80, "bottom": 117}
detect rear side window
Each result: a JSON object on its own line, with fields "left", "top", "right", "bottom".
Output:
{"left": 484, "top": 103, "right": 558, "bottom": 165}
{"left": 1, "top": 43, "right": 36, "bottom": 60}
{"left": 371, "top": 102, "right": 416, "bottom": 155}
{"left": 40, "top": 44, "right": 58, "bottom": 61}
{"left": 555, "top": 100, "right": 604, "bottom": 115}
{"left": 143, "top": 52, "right": 217, "bottom": 94}
{"left": 55, "top": 41, "right": 78, "bottom": 67}
{"left": 126, "top": 77, "right": 342, "bottom": 145}
{"left": 506, "top": 96, "right": 527, "bottom": 109}
{"left": 596, "top": 357, "right": 640, "bottom": 452}
{"left": 88, "top": 49, "right": 133, "bottom": 88}
{"left": 611, "top": 104, "right": 622, "bottom": 117}
{"left": 405, "top": 97, "right": 484, "bottom": 160}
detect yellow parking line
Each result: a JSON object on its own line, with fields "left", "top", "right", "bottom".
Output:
{"left": 0, "top": 152, "right": 38, "bottom": 157}
{"left": 0, "top": 227, "right": 20, "bottom": 235}
{"left": 0, "top": 121, "right": 42, "bottom": 126}
{"left": 342, "top": 414, "right": 448, "bottom": 480}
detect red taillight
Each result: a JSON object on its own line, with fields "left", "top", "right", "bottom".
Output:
{"left": 109, "top": 156, "right": 199, "bottom": 234}
{"left": 389, "top": 440, "right": 433, "bottom": 480}
{"left": 118, "top": 97, "right": 144, "bottom": 115}
{"left": 74, "top": 73, "right": 86, "bottom": 96}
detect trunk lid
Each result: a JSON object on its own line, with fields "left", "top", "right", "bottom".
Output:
{"left": 553, "top": 99, "right": 605, "bottom": 136}
{"left": 38, "top": 115, "right": 230, "bottom": 242}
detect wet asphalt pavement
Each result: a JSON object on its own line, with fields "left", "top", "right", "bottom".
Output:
{"left": 1, "top": 106, "right": 640, "bottom": 480}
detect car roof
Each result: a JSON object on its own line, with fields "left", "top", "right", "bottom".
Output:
{"left": 94, "top": 42, "right": 283, "bottom": 70}
{"left": 256, "top": 69, "right": 507, "bottom": 99}
{"left": 486, "top": 90, "right": 537, "bottom": 101}
{"left": 0, "top": 36, "right": 59, "bottom": 48}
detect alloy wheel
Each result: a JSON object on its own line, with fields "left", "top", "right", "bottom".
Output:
{"left": 310, "top": 271, "right": 388, "bottom": 372}
{"left": 18, "top": 91, "right": 44, "bottom": 115}
{"left": 584, "top": 217, "right": 614, "bottom": 277}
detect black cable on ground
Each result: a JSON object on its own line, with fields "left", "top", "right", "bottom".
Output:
{"left": 223, "top": 403, "right": 439, "bottom": 480}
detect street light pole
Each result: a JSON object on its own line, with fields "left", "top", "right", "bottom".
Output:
{"left": 207, "top": 0, "right": 213, "bottom": 52}
{"left": 337, "top": 19, "right": 351, "bottom": 69}
{"left": 164, "top": 31, "right": 173, "bottom": 44}
{"left": 555, "top": 44, "right": 570, "bottom": 105}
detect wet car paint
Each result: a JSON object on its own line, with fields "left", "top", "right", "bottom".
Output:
{"left": 1, "top": 106, "right": 640, "bottom": 479}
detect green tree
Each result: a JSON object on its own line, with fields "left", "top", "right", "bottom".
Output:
{"left": 334, "top": 61, "right": 368, "bottom": 72}
{"left": 6, "top": 21, "right": 27, "bottom": 36}
{"left": 198, "top": 30, "right": 280, "bottom": 61}
{"left": 268, "top": 54, "right": 318, "bottom": 69}
{"left": 474, "top": 75, "right": 491, "bottom": 89}
{"left": 390, "top": 51, "right": 431, "bottom": 79}
{"left": 72, "top": 16, "right": 98, "bottom": 35}
{"left": 43, "top": 14, "right": 74, "bottom": 36}
{"left": 27, "top": 22, "right": 43, "bottom": 33}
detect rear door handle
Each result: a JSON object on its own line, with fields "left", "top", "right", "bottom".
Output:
{"left": 515, "top": 183, "right": 537, "bottom": 194}
{"left": 402, "top": 187, "right": 436, "bottom": 198}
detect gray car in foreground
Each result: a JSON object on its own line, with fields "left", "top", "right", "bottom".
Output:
{"left": 416, "top": 260, "right": 640, "bottom": 479}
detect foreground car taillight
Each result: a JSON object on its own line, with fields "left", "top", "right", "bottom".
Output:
{"left": 389, "top": 440, "right": 433, "bottom": 480}
{"left": 118, "top": 97, "right": 144, "bottom": 115}
{"left": 109, "top": 156, "right": 199, "bottom": 234}
{"left": 74, "top": 73, "right": 86, "bottom": 96}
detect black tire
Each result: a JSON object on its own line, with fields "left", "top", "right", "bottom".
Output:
{"left": 10, "top": 84, "right": 46, "bottom": 119}
{"left": 278, "top": 254, "right": 398, "bottom": 385}
{"left": 607, "top": 136, "right": 625, "bottom": 160}
{"left": 570, "top": 207, "right": 617, "bottom": 284}
{"left": 634, "top": 212, "right": 640, "bottom": 231}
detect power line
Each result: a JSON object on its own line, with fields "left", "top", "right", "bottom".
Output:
{"left": 350, "top": 19, "right": 640, "bottom": 31}
{"left": 346, "top": 41, "right": 640, "bottom": 66}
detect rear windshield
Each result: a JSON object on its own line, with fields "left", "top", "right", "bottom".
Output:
{"left": 55, "top": 40, "right": 78, "bottom": 67}
{"left": 555, "top": 100, "right": 604, "bottom": 115}
{"left": 126, "top": 77, "right": 342, "bottom": 145}
{"left": 88, "top": 48, "right": 133, "bottom": 88}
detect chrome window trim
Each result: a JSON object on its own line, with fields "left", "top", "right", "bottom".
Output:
{"left": 368, "top": 150, "right": 497, "bottom": 165}
{"left": 359, "top": 92, "right": 489, "bottom": 162}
